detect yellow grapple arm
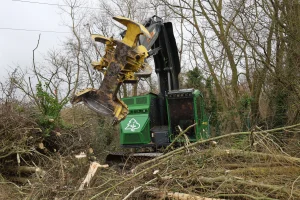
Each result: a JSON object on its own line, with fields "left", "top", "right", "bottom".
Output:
{"left": 71, "top": 16, "right": 152, "bottom": 124}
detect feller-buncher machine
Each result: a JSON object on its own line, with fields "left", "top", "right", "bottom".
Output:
{"left": 71, "top": 16, "right": 209, "bottom": 162}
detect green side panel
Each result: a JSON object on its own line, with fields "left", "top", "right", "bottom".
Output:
{"left": 120, "top": 114, "right": 150, "bottom": 144}
{"left": 120, "top": 94, "right": 156, "bottom": 145}
{"left": 193, "top": 90, "right": 210, "bottom": 140}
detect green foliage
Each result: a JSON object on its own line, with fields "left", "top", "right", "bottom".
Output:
{"left": 238, "top": 94, "right": 253, "bottom": 131}
{"left": 239, "top": 94, "right": 253, "bottom": 110}
{"left": 185, "top": 67, "right": 205, "bottom": 89}
{"left": 205, "top": 78, "right": 221, "bottom": 136}
{"left": 35, "top": 81, "right": 69, "bottom": 135}
{"left": 272, "top": 89, "right": 288, "bottom": 127}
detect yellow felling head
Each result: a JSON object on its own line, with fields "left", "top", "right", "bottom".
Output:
{"left": 113, "top": 16, "right": 151, "bottom": 47}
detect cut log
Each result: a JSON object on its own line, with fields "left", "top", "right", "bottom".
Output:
{"left": 144, "top": 187, "right": 224, "bottom": 200}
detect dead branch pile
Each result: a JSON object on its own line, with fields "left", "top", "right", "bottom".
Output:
{"left": 1, "top": 101, "right": 300, "bottom": 200}
{"left": 0, "top": 103, "right": 100, "bottom": 199}
{"left": 82, "top": 124, "right": 300, "bottom": 200}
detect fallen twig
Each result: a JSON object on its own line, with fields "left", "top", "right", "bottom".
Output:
{"left": 122, "top": 178, "right": 156, "bottom": 200}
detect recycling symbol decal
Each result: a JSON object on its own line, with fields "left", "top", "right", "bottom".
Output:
{"left": 125, "top": 118, "right": 141, "bottom": 131}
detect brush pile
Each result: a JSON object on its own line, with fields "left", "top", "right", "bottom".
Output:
{"left": 0, "top": 102, "right": 300, "bottom": 199}
{"left": 0, "top": 103, "right": 101, "bottom": 199}
{"left": 78, "top": 124, "right": 300, "bottom": 200}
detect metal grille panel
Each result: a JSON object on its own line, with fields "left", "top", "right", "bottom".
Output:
{"left": 136, "top": 97, "right": 147, "bottom": 104}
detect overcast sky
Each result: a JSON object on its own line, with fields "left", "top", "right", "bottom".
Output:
{"left": 0, "top": 0, "right": 75, "bottom": 82}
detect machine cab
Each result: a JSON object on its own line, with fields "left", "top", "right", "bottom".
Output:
{"left": 166, "top": 89, "right": 209, "bottom": 142}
